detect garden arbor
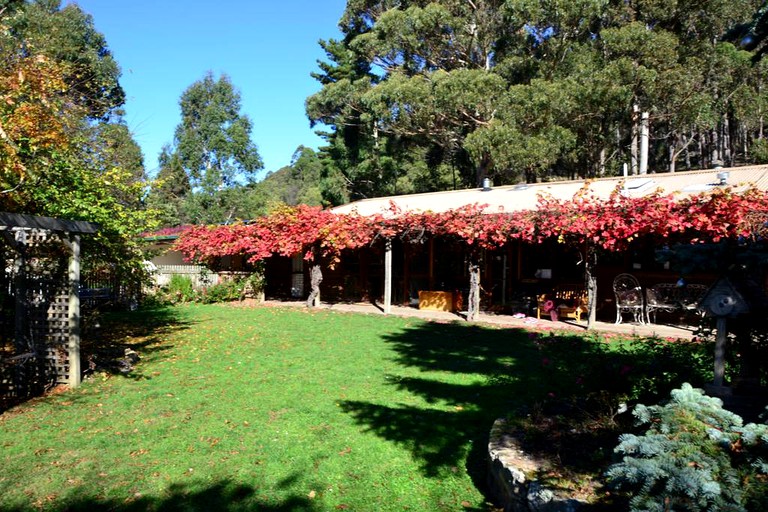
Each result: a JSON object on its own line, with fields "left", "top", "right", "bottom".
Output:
{"left": 0, "top": 212, "right": 97, "bottom": 405}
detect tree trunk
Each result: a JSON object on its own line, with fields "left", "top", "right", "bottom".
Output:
{"left": 711, "top": 126, "right": 720, "bottom": 165}
{"left": 713, "top": 318, "right": 727, "bottom": 387}
{"left": 598, "top": 147, "right": 606, "bottom": 177}
{"left": 722, "top": 115, "right": 731, "bottom": 166}
{"left": 670, "top": 132, "right": 696, "bottom": 173}
{"left": 306, "top": 264, "right": 323, "bottom": 308}
{"left": 742, "top": 122, "right": 748, "bottom": 162}
{"left": 631, "top": 105, "right": 639, "bottom": 175}
{"left": 585, "top": 243, "right": 598, "bottom": 330}
{"left": 467, "top": 254, "right": 481, "bottom": 322}
{"left": 668, "top": 135, "right": 677, "bottom": 173}
{"left": 66, "top": 235, "right": 81, "bottom": 387}
{"left": 639, "top": 111, "right": 649, "bottom": 175}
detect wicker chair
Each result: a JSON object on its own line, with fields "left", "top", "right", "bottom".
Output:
{"left": 613, "top": 273, "right": 645, "bottom": 324}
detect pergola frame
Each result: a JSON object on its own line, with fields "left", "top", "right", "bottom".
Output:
{"left": 0, "top": 212, "right": 97, "bottom": 389}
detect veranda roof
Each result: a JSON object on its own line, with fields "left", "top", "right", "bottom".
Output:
{"left": 332, "top": 165, "right": 768, "bottom": 216}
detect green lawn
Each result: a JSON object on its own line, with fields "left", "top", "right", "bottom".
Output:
{"left": 0, "top": 304, "right": 711, "bottom": 511}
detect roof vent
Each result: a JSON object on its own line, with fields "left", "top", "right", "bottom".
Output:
{"left": 682, "top": 184, "right": 715, "bottom": 193}
{"left": 717, "top": 171, "right": 730, "bottom": 186}
{"left": 481, "top": 177, "right": 492, "bottom": 191}
{"left": 621, "top": 178, "right": 656, "bottom": 196}
{"left": 625, "top": 178, "right": 655, "bottom": 190}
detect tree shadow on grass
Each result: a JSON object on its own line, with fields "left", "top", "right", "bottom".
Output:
{"left": 1, "top": 307, "right": 193, "bottom": 413}
{"left": 81, "top": 305, "right": 193, "bottom": 379}
{"left": 339, "top": 321, "right": 713, "bottom": 506}
{"left": 1, "top": 477, "right": 320, "bottom": 512}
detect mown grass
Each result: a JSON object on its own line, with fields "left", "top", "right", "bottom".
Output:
{"left": 0, "top": 304, "right": 712, "bottom": 511}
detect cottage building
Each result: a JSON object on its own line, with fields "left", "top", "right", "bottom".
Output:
{"left": 266, "top": 165, "right": 768, "bottom": 321}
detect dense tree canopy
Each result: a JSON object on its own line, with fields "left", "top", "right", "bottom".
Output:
{"left": 174, "top": 72, "right": 262, "bottom": 193}
{"left": 146, "top": 72, "right": 264, "bottom": 225}
{"left": 307, "top": 0, "right": 767, "bottom": 201}
{"left": 148, "top": 143, "right": 350, "bottom": 227}
{"left": 0, "top": 1, "right": 157, "bottom": 278}
{"left": 2, "top": 0, "right": 125, "bottom": 120}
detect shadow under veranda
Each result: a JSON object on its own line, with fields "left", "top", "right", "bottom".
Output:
{"left": 80, "top": 304, "right": 194, "bottom": 379}
{"left": 338, "top": 320, "right": 714, "bottom": 504}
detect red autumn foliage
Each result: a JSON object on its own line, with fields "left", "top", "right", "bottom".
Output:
{"left": 174, "top": 185, "right": 768, "bottom": 265}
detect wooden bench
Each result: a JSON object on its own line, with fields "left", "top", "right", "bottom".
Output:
{"left": 418, "top": 291, "right": 456, "bottom": 312}
{"left": 537, "top": 284, "right": 587, "bottom": 322}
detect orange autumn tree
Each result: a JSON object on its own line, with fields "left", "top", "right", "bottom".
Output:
{"left": 0, "top": 53, "right": 80, "bottom": 203}
{"left": 0, "top": 2, "right": 159, "bottom": 282}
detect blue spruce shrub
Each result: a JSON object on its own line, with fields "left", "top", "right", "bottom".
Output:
{"left": 606, "top": 383, "right": 768, "bottom": 511}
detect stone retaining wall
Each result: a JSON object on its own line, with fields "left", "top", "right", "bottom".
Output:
{"left": 487, "top": 418, "right": 586, "bottom": 512}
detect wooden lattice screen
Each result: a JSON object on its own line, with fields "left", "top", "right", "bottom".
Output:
{"left": 1, "top": 229, "right": 68, "bottom": 404}
{"left": 0, "top": 213, "right": 97, "bottom": 410}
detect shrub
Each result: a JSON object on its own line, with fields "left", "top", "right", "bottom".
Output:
{"left": 198, "top": 278, "right": 243, "bottom": 304}
{"left": 242, "top": 267, "right": 266, "bottom": 298}
{"left": 148, "top": 266, "right": 266, "bottom": 306}
{"left": 751, "top": 138, "right": 768, "bottom": 164}
{"left": 606, "top": 383, "right": 768, "bottom": 511}
{"left": 526, "top": 332, "right": 712, "bottom": 409}
{"left": 167, "top": 274, "right": 196, "bottom": 303}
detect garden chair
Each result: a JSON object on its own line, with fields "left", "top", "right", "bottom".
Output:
{"left": 645, "top": 283, "right": 679, "bottom": 324}
{"left": 613, "top": 273, "right": 645, "bottom": 324}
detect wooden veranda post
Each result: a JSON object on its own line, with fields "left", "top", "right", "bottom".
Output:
{"left": 383, "top": 239, "right": 392, "bottom": 315}
{"left": 467, "top": 251, "right": 481, "bottom": 322}
{"left": 67, "top": 235, "right": 81, "bottom": 387}
{"left": 585, "top": 243, "right": 598, "bottom": 329}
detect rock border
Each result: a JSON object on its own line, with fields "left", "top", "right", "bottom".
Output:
{"left": 487, "top": 418, "right": 586, "bottom": 512}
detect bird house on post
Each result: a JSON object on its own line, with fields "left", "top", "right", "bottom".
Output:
{"left": 699, "top": 278, "right": 750, "bottom": 394}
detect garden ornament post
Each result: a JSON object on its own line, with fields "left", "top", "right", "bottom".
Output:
{"left": 699, "top": 278, "right": 750, "bottom": 391}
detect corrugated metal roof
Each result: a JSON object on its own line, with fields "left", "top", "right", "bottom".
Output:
{"left": 331, "top": 165, "right": 768, "bottom": 216}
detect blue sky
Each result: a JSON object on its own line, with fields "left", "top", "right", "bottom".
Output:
{"left": 67, "top": 1, "right": 347, "bottom": 178}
